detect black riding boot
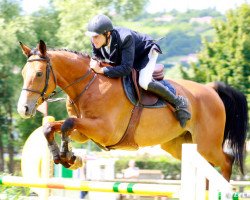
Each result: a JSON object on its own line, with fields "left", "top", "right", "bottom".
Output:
{"left": 147, "top": 81, "right": 191, "bottom": 128}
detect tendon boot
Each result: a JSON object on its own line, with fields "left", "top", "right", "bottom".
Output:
{"left": 147, "top": 81, "right": 191, "bottom": 127}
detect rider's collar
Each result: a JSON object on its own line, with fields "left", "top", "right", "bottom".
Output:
{"left": 104, "top": 35, "right": 112, "bottom": 53}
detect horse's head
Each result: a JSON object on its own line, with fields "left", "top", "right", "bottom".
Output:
{"left": 17, "top": 40, "right": 56, "bottom": 118}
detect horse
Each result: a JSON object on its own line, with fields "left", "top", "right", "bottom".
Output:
{"left": 17, "top": 40, "right": 248, "bottom": 181}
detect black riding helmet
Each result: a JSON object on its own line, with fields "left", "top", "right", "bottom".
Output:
{"left": 85, "top": 14, "right": 113, "bottom": 37}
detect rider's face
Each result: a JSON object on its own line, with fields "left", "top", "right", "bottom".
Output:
{"left": 91, "top": 34, "right": 106, "bottom": 49}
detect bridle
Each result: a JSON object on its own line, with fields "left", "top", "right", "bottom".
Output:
{"left": 22, "top": 55, "right": 97, "bottom": 106}
{"left": 22, "top": 56, "right": 57, "bottom": 103}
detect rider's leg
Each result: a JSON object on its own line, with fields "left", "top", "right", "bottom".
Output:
{"left": 147, "top": 81, "right": 191, "bottom": 127}
{"left": 139, "top": 49, "right": 191, "bottom": 128}
{"left": 138, "top": 48, "right": 158, "bottom": 90}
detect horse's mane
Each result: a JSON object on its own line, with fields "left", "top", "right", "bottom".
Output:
{"left": 30, "top": 47, "right": 90, "bottom": 59}
{"left": 49, "top": 48, "right": 90, "bottom": 58}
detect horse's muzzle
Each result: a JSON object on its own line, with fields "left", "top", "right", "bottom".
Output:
{"left": 17, "top": 103, "right": 36, "bottom": 119}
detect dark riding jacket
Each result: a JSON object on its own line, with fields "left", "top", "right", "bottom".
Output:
{"left": 92, "top": 27, "right": 161, "bottom": 78}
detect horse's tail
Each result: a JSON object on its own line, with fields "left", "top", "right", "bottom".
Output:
{"left": 212, "top": 81, "right": 248, "bottom": 174}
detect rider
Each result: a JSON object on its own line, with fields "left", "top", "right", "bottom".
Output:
{"left": 85, "top": 14, "right": 191, "bottom": 128}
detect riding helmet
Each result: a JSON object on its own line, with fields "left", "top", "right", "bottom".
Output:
{"left": 85, "top": 14, "right": 113, "bottom": 37}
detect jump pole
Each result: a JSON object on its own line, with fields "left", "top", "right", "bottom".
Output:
{"left": 0, "top": 176, "right": 179, "bottom": 198}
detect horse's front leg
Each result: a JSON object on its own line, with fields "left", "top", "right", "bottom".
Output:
{"left": 43, "top": 121, "right": 64, "bottom": 164}
{"left": 60, "top": 129, "right": 76, "bottom": 168}
{"left": 60, "top": 117, "right": 113, "bottom": 168}
{"left": 60, "top": 119, "right": 91, "bottom": 170}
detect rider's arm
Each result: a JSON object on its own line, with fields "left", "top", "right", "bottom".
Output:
{"left": 103, "top": 35, "right": 135, "bottom": 78}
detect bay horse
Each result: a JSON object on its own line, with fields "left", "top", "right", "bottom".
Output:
{"left": 17, "top": 40, "right": 248, "bottom": 181}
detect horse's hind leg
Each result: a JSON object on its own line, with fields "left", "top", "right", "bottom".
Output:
{"left": 213, "top": 143, "right": 234, "bottom": 181}
{"left": 221, "top": 153, "right": 234, "bottom": 181}
{"left": 194, "top": 125, "right": 234, "bottom": 181}
{"left": 202, "top": 146, "right": 233, "bottom": 181}
{"left": 161, "top": 128, "right": 234, "bottom": 181}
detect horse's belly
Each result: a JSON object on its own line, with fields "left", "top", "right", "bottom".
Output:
{"left": 134, "top": 108, "right": 184, "bottom": 146}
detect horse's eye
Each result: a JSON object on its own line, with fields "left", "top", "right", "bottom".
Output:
{"left": 36, "top": 72, "right": 43, "bottom": 77}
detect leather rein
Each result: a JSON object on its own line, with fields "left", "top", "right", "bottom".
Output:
{"left": 22, "top": 56, "right": 97, "bottom": 107}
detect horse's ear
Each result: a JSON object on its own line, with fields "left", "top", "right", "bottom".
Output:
{"left": 37, "top": 40, "right": 47, "bottom": 57}
{"left": 19, "top": 41, "right": 31, "bottom": 57}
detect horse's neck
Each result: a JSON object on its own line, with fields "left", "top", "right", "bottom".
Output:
{"left": 49, "top": 51, "right": 90, "bottom": 97}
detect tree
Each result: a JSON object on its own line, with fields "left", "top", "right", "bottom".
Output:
{"left": 197, "top": 5, "right": 249, "bottom": 91}
{"left": 0, "top": 0, "right": 22, "bottom": 172}
{"left": 182, "top": 4, "right": 250, "bottom": 134}
{"left": 30, "top": 7, "right": 61, "bottom": 47}
{"left": 0, "top": 0, "right": 20, "bottom": 22}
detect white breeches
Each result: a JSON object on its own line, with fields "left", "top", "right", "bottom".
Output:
{"left": 139, "top": 49, "right": 159, "bottom": 90}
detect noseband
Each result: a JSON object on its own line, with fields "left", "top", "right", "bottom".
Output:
{"left": 22, "top": 56, "right": 57, "bottom": 102}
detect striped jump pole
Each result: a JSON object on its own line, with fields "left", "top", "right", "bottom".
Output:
{"left": 0, "top": 176, "right": 179, "bottom": 198}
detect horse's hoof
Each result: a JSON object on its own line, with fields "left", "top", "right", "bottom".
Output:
{"left": 69, "top": 156, "right": 83, "bottom": 170}
{"left": 69, "top": 155, "right": 76, "bottom": 165}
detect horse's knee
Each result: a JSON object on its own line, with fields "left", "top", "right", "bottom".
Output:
{"left": 61, "top": 118, "right": 75, "bottom": 134}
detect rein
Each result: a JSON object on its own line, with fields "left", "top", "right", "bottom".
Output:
{"left": 22, "top": 56, "right": 97, "bottom": 107}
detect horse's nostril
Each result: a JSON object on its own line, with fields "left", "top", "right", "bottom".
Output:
{"left": 24, "top": 105, "right": 29, "bottom": 114}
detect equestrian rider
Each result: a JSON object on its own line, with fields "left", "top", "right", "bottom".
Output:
{"left": 85, "top": 14, "right": 191, "bottom": 128}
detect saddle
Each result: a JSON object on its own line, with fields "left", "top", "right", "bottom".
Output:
{"left": 123, "top": 65, "right": 176, "bottom": 108}
{"left": 132, "top": 64, "right": 165, "bottom": 106}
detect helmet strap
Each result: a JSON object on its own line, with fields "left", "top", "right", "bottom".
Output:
{"left": 102, "top": 32, "right": 111, "bottom": 47}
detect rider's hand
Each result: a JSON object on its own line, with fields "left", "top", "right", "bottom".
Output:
{"left": 90, "top": 59, "right": 104, "bottom": 74}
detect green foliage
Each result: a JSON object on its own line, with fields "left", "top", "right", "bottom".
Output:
{"left": 0, "top": 186, "right": 30, "bottom": 200}
{"left": 0, "top": 172, "right": 30, "bottom": 200}
{"left": 164, "top": 65, "right": 184, "bottom": 79}
{"left": 0, "top": 0, "right": 25, "bottom": 171}
{"left": 187, "top": 4, "right": 250, "bottom": 91}
{"left": 111, "top": 0, "right": 147, "bottom": 19}
{"left": 136, "top": 160, "right": 181, "bottom": 179}
{"left": 161, "top": 30, "right": 201, "bottom": 57}
{"left": 0, "top": 0, "right": 21, "bottom": 22}
{"left": 115, "top": 156, "right": 181, "bottom": 179}
{"left": 174, "top": 8, "right": 222, "bottom": 23}
{"left": 16, "top": 113, "right": 43, "bottom": 142}
{"left": 30, "top": 7, "right": 61, "bottom": 47}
